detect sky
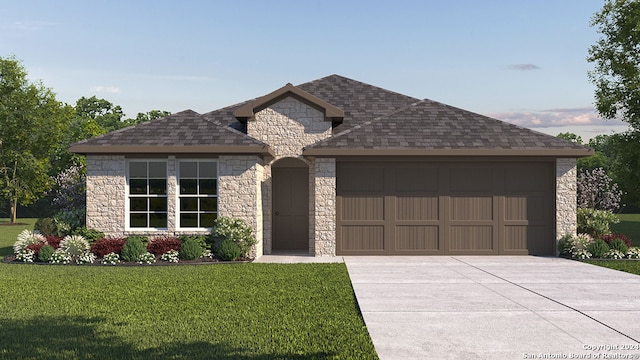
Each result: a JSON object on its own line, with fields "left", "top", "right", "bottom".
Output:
{"left": 0, "top": 0, "right": 631, "bottom": 141}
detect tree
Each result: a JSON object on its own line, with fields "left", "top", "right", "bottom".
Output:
{"left": 588, "top": 0, "right": 640, "bottom": 129}
{"left": 557, "top": 132, "right": 583, "bottom": 144}
{"left": 75, "top": 96, "right": 125, "bottom": 132}
{"left": 577, "top": 167, "right": 623, "bottom": 212}
{"left": 0, "top": 56, "right": 70, "bottom": 223}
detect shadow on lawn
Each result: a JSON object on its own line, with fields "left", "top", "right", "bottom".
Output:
{"left": 0, "top": 316, "right": 335, "bottom": 360}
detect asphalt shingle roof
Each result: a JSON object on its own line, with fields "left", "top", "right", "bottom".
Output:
{"left": 70, "top": 75, "right": 591, "bottom": 157}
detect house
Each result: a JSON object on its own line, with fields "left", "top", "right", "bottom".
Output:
{"left": 69, "top": 75, "right": 592, "bottom": 257}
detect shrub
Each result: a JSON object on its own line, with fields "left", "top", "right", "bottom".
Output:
{"left": 16, "top": 250, "right": 36, "bottom": 263}
{"left": 577, "top": 167, "right": 623, "bottom": 212}
{"left": 180, "top": 239, "right": 203, "bottom": 260}
{"left": 126, "top": 236, "right": 149, "bottom": 245}
{"left": 137, "top": 252, "right": 156, "bottom": 265}
{"left": 34, "top": 218, "right": 58, "bottom": 236}
{"left": 90, "top": 238, "right": 127, "bottom": 257}
{"left": 24, "top": 242, "right": 46, "bottom": 256}
{"left": 13, "top": 230, "right": 46, "bottom": 254}
{"left": 77, "top": 252, "right": 97, "bottom": 265}
{"left": 609, "top": 238, "right": 629, "bottom": 254}
{"left": 49, "top": 250, "right": 72, "bottom": 265}
{"left": 53, "top": 209, "right": 86, "bottom": 236}
{"left": 103, "top": 252, "right": 120, "bottom": 265}
{"left": 557, "top": 233, "right": 574, "bottom": 256}
{"left": 179, "top": 235, "right": 208, "bottom": 250}
{"left": 160, "top": 250, "right": 180, "bottom": 263}
{"left": 216, "top": 239, "right": 242, "bottom": 261}
{"left": 60, "top": 235, "right": 90, "bottom": 259}
{"left": 38, "top": 245, "right": 55, "bottom": 262}
{"left": 573, "top": 249, "right": 592, "bottom": 260}
{"left": 121, "top": 237, "right": 146, "bottom": 262}
{"left": 599, "top": 233, "right": 633, "bottom": 248}
{"left": 627, "top": 247, "right": 640, "bottom": 259}
{"left": 147, "top": 237, "right": 182, "bottom": 255}
{"left": 603, "top": 249, "right": 625, "bottom": 259}
{"left": 577, "top": 208, "right": 619, "bottom": 237}
{"left": 587, "top": 239, "right": 610, "bottom": 258}
{"left": 45, "top": 235, "right": 63, "bottom": 249}
{"left": 208, "top": 217, "right": 257, "bottom": 258}
{"left": 72, "top": 227, "right": 105, "bottom": 243}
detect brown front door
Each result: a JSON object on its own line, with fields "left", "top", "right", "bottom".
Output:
{"left": 273, "top": 166, "right": 309, "bottom": 251}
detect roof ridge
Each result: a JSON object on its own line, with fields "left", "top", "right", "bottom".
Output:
{"left": 297, "top": 74, "right": 421, "bottom": 102}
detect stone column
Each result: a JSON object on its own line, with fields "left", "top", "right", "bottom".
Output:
{"left": 556, "top": 158, "right": 577, "bottom": 251}
{"left": 313, "top": 158, "right": 336, "bottom": 256}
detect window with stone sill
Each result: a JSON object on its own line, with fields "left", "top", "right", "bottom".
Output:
{"left": 178, "top": 161, "right": 217, "bottom": 228}
{"left": 127, "top": 161, "right": 167, "bottom": 229}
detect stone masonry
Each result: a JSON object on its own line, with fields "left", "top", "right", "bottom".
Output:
{"left": 312, "top": 158, "right": 336, "bottom": 256}
{"left": 86, "top": 155, "right": 126, "bottom": 237}
{"left": 248, "top": 96, "right": 335, "bottom": 256}
{"left": 556, "top": 158, "right": 577, "bottom": 248}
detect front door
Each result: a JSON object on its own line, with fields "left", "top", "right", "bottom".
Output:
{"left": 272, "top": 166, "right": 309, "bottom": 251}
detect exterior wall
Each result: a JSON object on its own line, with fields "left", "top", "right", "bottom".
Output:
{"left": 218, "top": 155, "right": 264, "bottom": 258}
{"left": 86, "top": 155, "right": 126, "bottom": 237}
{"left": 249, "top": 97, "right": 331, "bottom": 159}
{"left": 312, "top": 158, "right": 337, "bottom": 256}
{"left": 248, "top": 96, "right": 335, "bottom": 256}
{"left": 556, "top": 158, "right": 578, "bottom": 247}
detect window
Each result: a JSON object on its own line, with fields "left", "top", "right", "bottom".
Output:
{"left": 178, "top": 161, "right": 217, "bottom": 228}
{"left": 128, "top": 161, "right": 167, "bottom": 228}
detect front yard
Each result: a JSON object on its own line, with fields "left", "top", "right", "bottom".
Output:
{"left": 0, "top": 220, "right": 377, "bottom": 359}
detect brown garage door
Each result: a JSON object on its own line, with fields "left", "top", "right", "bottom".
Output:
{"left": 336, "top": 161, "right": 554, "bottom": 256}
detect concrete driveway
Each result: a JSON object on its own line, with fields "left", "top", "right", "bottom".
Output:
{"left": 344, "top": 256, "right": 640, "bottom": 360}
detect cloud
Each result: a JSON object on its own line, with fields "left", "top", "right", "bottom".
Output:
{"left": 90, "top": 86, "right": 121, "bottom": 94}
{"left": 507, "top": 64, "right": 541, "bottom": 71}
{"left": 487, "top": 107, "right": 626, "bottom": 128}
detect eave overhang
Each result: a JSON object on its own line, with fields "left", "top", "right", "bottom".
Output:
{"left": 68, "top": 144, "right": 275, "bottom": 157}
{"left": 302, "top": 148, "right": 594, "bottom": 157}
{"left": 233, "top": 83, "right": 344, "bottom": 122}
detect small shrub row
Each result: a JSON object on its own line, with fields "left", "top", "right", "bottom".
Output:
{"left": 558, "top": 233, "right": 638, "bottom": 260}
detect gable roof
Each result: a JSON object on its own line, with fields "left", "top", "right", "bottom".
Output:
{"left": 69, "top": 110, "right": 274, "bottom": 156}
{"left": 303, "top": 99, "right": 592, "bottom": 157}
{"left": 70, "top": 75, "right": 592, "bottom": 158}
{"left": 233, "top": 83, "right": 344, "bottom": 121}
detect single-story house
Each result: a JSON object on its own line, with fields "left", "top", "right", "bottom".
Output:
{"left": 69, "top": 75, "right": 592, "bottom": 257}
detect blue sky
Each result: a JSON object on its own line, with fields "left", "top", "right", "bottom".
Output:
{"left": 0, "top": 0, "right": 630, "bottom": 140}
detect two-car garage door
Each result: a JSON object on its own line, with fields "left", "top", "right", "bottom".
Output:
{"left": 336, "top": 161, "right": 555, "bottom": 256}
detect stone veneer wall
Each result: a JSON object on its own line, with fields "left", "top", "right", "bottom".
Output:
{"left": 312, "top": 158, "right": 336, "bottom": 256}
{"left": 556, "top": 158, "right": 578, "bottom": 248}
{"left": 86, "top": 155, "right": 126, "bottom": 237}
{"left": 247, "top": 96, "right": 335, "bottom": 256}
{"left": 217, "top": 155, "right": 264, "bottom": 258}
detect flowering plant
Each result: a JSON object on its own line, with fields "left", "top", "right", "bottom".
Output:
{"left": 137, "top": 252, "right": 156, "bottom": 265}
{"left": 160, "top": 250, "right": 179, "bottom": 263}
{"left": 604, "top": 249, "right": 625, "bottom": 259}
{"left": 16, "top": 249, "right": 36, "bottom": 263}
{"left": 49, "top": 250, "right": 71, "bottom": 265}
{"left": 60, "top": 235, "right": 90, "bottom": 260}
{"left": 77, "top": 252, "right": 97, "bottom": 265}
{"left": 573, "top": 249, "right": 592, "bottom": 260}
{"left": 13, "top": 230, "right": 46, "bottom": 254}
{"left": 103, "top": 252, "right": 120, "bottom": 265}
{"left": 627, "top": 247, "right": 640, "bottom": 259}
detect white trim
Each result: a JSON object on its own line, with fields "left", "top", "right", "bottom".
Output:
{"left": 176, "top": 159, "right": 218, "bottom": 231}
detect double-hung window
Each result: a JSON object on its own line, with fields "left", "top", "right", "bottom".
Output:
{"left": 128, "top": 161, "right": 168, "bottom": 229}
{"left": 178, "top": 161, "right": 217, "bottom": 228}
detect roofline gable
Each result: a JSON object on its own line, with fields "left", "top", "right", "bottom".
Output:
{"left": 233, "top": 83, "right": 344, "bottom": 121}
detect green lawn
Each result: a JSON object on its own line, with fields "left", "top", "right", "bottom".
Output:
{"left": 0, "top": 218, "right": 37, "bottom": 257}
{"left": 0, "top": 220, "right": 378, "bottom": 359}
{"left": 585, "top": 259, "right": 640, "bottom": 276}
{"left": 612, "top": 213, "right": 640, "bottom": 246}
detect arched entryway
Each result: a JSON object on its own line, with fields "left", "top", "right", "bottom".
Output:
{"left": 272, "top": 158, "right": 309, "bottom": 252}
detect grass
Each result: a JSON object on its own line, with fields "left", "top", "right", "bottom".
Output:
{"left": 0, "top": 220, "right": 378, "bottom": 359}
{"left": 584, "top": 259, "right": 640, "bottom": 276}
{"left": 612, "top": 213, "right": 640, "bottom": 246}
{"left": 0, "top": 218, "right": 37, "bottom": 257}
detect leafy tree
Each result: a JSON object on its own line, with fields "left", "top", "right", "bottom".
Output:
{"left": 0, "top": 56, "right": 71, "bottom": 223}
{"left": 557, "top": 132, "right": 583, "bottom": 144}
{"left": 608, "top": 131, "right": 640, "bottom": 206}
{"left": 577, "top": 167, "right": 623, "bottom": 212}
{"left": 588, "top": 0, "right": 640, "bottom": 129}
{"left": 130, "top": 110, "right": 171, "bottom": 125}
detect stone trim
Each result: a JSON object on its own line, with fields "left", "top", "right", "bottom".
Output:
{"left": 312, "top": 158, "right": 336, "bottom": 256}
{"left": 556, "top": 158, "right": 577, "bottom": 250}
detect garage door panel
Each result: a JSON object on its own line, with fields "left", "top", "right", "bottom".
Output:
{"left": 395, "top": 226, "right": 439, "bottom": 251}
{"left": 340, "top": 226, "right": 385, "bottom": 251}
{"left": 449, "top": 226, "right": 493, "bottom": 251}
{"left": 337, "top": 166, "right": 384, "bottom": 193}
{"left": 396, "top": 197, "right": 438, "bottom": 221}
{"left": 449, "top": 168, "right": 493, "bottom": 192}
{"left": 342, "top": 196, "right": 384, "bottom": 220}
{"left": 395, "top": 167, "right": 439, "bottom": 193}
{"left": 450, "top": 196, "right": 493, "bottom": 221}
{"left": 504, "top": 226, "right": 528, "bottom": 251}
{"left": 504, "top": 195, "right": 547, "bottom": 222}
